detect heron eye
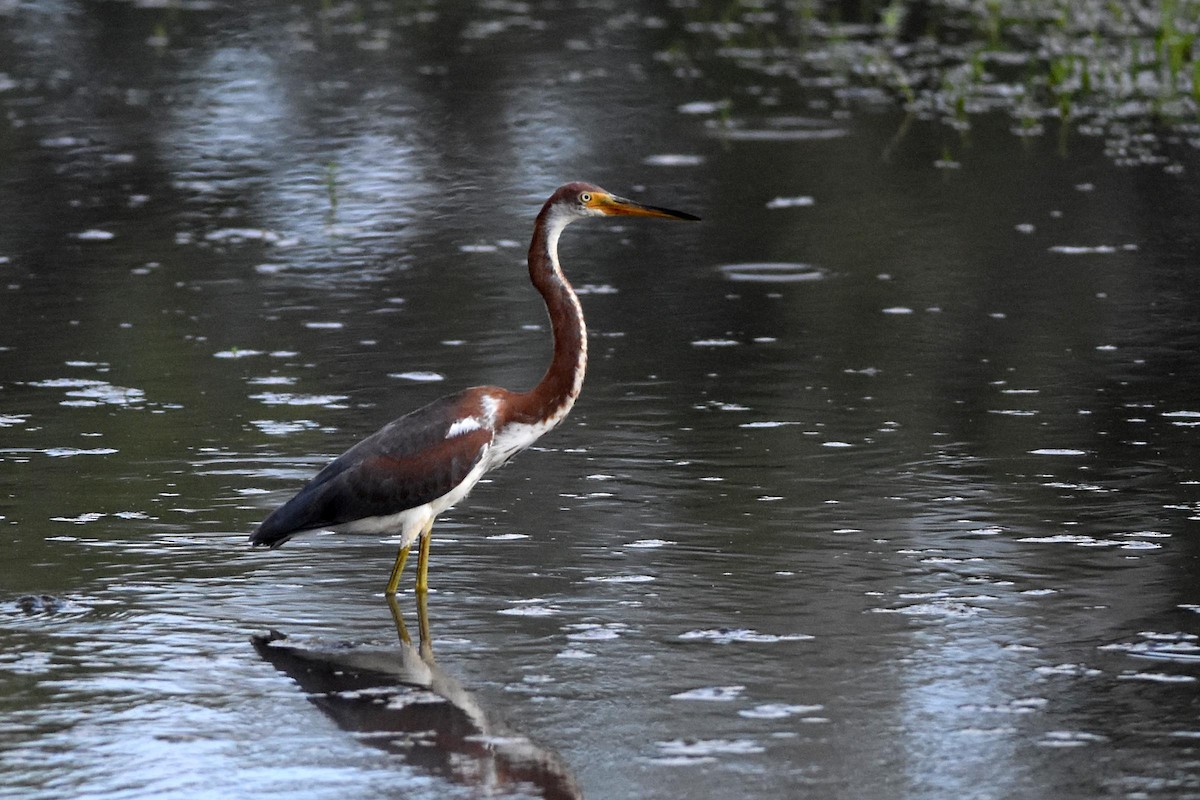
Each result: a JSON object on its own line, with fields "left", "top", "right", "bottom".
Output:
{"left": 579, "top": 192, "right": 592, "bottom": 203}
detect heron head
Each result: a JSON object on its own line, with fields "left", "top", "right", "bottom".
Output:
{"left": 551, "top": 182, "right": 700, "bottom": 222}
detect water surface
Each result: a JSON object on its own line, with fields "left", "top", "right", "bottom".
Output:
{"left": 2, "top": 3, "right": 1199, "bottom": 799}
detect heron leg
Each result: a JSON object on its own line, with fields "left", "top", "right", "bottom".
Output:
{"left": 385, "top": 545, "right": 410, "bottom": 596}
{"left": 415, "top": 519, "right": 433, "bottom": 594}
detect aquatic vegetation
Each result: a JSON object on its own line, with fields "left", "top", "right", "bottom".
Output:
{"left": 669, "top": 0, "right": 1200, "bottom": 165}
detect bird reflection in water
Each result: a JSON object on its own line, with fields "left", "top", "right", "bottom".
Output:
{"left": 252, "top": 595, "right": 583, "bottom": 800}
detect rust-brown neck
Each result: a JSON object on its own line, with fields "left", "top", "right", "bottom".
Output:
{"left": 508, "top": 204, "right": 587, "bottom": 425}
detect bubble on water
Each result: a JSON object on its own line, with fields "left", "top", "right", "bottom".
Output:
{"left": 574, "top": 283, "right": 619, "bottom": 295}
{"left": 677, "top": 100, "right": 730, "bottom": 114}
{"left": 29, "top": 378, "right": 146, "bottom": 407}
{"left": 555, "top": 648, "right": 596, "bottom": 659}
{"left": 1048, "top": 244, "right": 1130, "bottom": 254}
{"left": 1017, "top": 534, "right": 1117, "bottom": 547}
{"left": 565, "top": 623, "right": 627, "bottom": 641}
{"left": 1035, "top": 663, "right": 1102, "bottom": 678}
{"left": 389, "top": 371, "right": 444, "bottom": 382}
{"left": 64, "top": 388, "right": 144, "bottom": 407}
{"left": 647, "top": 755, "right": 717, "bottom": 766}
{"left": 739, "top": 420, "right": 801, "bottom": 429}
{"left": 1042, "top": 481, "right": 1111, "bottom": 493}
{"left": 671, "top": 685, "right": 745, "bottom": 701}
{"left": 50, "top": 512, "right": 106, "bottom": 524}
{"left": 249, "top": 392, "right": 348, "bottom": 407}
{"left": 872, "top": 600, "right": 984, "bottom": 618}
{"left": 656, "top": 738, "right": 765, "bottom": 757}
{"left": 74, "top": 229, "right": 115, "bottom": 241}
{"left": 765, "top": 196, "right": 815, "bottom": 209}
{"left": 1101, "top": 632, "right": 1200, "bottom": 664}
{"left": 583, "top": 574, "right": 655, "bottom": 584}
{"left": 695, "top": 400, "right": 751, "bottom": 412}
{"left": 678, "top": 628, "right": 814, "bottom": 644}
{"left": 250, "top": 419, "right": 320, "bottom": 435}
{"left": 1029, "top": 448, "right": 1088, "bottom": 456}
{"left": 1119, "top": 540, "right": 1161, "bottom": 550}
{"left": 643, "top": 153, "right": 705, "bottom": 166}
{"left": 498, "top": 605, "right": 558, "bottom": 617}
{"left": 625, "top": 539, "right": 676, "bottom": 549}
{"left": 718, "top": 262, "right": 826, "bottom": 283}
{"left": 1139, "top": 632, "right": 1198, "bottom": 641}
{"left": 43, "top": 447, "right": 118, "bottom": 457}
{"left": 204, "top": 228, "right": 280, "bottom": 243}
{"left": 962, "top": 697, "right": 1048, "bottom": 715}
{"left": 117, "top": 511, "right": 156, "bottom": 522}
{"left": 738, "top": 703, "right": 824, "bottom": 719}
{"left": 1037, "top": 731, "right": 1108, "bottom": 747}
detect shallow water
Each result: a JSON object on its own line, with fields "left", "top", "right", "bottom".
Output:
{"left": 2, "top": 3, "right": 1200, "bottom": 799}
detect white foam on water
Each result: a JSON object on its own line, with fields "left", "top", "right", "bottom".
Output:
{"left": 670, "top": 685, "right": 745, "bottom": 701}
{"left": 389, "top": 371, "right": 444, "bottom": 382}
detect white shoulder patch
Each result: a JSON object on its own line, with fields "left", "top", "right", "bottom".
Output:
{"left": 446, "top": 417, "right": 483, "bottom": 438}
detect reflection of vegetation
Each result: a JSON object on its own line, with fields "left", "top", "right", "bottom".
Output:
{"left": 671, "top": 0, "right": 1199, "bottom": 164}
{"left": 325, "top": 160, "right": 339, "bottom": 214}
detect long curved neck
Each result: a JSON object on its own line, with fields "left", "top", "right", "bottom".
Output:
{"left": 513, "top": 205, "right": 587, "bottom": 424}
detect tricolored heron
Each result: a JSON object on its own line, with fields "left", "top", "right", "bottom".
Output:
{"left": 250, "top": 182, "right": 698, "bottom": 595}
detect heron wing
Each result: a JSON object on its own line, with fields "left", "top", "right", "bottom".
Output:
{"left": 251, "top": 392, "right": 495, "bottom": 546}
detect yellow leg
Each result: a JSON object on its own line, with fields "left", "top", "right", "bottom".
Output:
{"left": 415, "top": 521, "right": 432, "bottom": 594}
{"left": 385, "top": 545, "right": 410, "bottom": 596}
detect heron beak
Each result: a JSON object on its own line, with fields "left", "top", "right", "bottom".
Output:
{"left": 594, "top": 193, "right": 700, "bottom": 221}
